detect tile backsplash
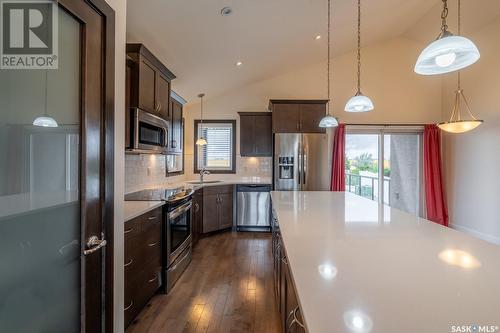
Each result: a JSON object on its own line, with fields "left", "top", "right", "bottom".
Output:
{"left": 125, "top": 154, "right": 273, "bottom": 194}
{"left": 125, "top": 154, "right": 186, "bottom": 193}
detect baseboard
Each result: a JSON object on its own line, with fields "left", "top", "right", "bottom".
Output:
{"left": 451, "top": 224, "right": 500, "bottom": 245}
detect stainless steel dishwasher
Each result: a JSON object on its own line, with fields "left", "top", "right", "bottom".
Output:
{"left": 236, "top": 184, "right": 271, "bottom": 231}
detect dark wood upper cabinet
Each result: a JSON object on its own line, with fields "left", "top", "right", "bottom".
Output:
{"left": 170, "top": 98, "right": 183, "bottom": 153}
{"left": 239, "top": 112, "right": 272, "bottom": 157}
{"left": 269, "top": 100, "right": 328, "bottom": 133}
{"left": 126, "top": 43, "right": 176, "bottom": 120}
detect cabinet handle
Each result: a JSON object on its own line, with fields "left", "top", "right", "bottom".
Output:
{"left": 296, "top": 122, "right": 300, "bottom": 130}
{"left": 148, "top": 216, "right": 158, "bottom": 221}
{"left": 281, "top": 255, "right": 287, "bottom": 265}
{"left": 195, "top": 203, "right": 200, "bottom": 213}
{"left": 124, "top": 227, "right": 134, "bottom": 234}
{"left": 172, "top": 140, "right": 177, "bottom": 148}
{"left": 124, "top": 300, "right": 133, "bottom": 311}
{"left": 148, "top": 274, "right": 158, "bottom": 283}
{"left": 124, "top": 258, "right": 133, "bottom": 267}
{"left": 148, "top": 241, "right": 159, "bottom": 247}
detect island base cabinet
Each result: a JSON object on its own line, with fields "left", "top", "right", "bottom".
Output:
{"left": 273, "top": 229, "right": 306, "bottom": 333}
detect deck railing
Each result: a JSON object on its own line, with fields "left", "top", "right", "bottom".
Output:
{"left": 345, "top": 172, "right": 390, "bottom": 203}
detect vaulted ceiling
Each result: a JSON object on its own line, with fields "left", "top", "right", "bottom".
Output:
{"left": 127, "top": 0, "right": 500, "bottom": 103}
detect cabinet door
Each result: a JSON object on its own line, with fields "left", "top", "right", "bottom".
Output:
{"left": 299, "top": 103, "right": 326, "bottom": 133}
{"left": 218, "top": 193, "right": 234, "bottom": 229}
{"left": 283, "top": 258, "right": 306, "bottom": 333}
{"left": 254, "top": 114, "right": 272, "bottom": 156}
{"left": 192, "top": 190, "right": 203, "bottom": 247}
{"left": 272, "top": 104, "right": 300, "bottom": 133}
{"left": 202, "top": 194, "right": 219, "bottom": 233}
{"left": 240, "top": 115, "right": 255, "bottom": 156}
{"left": 156, "top": 73, "right": 171, "bottom": 121}
{"left": 170, "top": 99, "right": 183, "bottom": 153}
{"left": 138, "top": 58, "right": 157, "bottom": 114}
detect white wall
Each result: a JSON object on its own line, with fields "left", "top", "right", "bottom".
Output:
{"left": 442, "top": 17, "right": 500, "bottom": 244}
{"left": 103, "top": 0, "right": 126, "bottom": 331}
{"left": 183, "top": 37, "right": 442, "bottom": 179}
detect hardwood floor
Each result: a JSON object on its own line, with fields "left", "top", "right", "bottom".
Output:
{"left": 126, "top": 232, "right": 281, "bottom": 333}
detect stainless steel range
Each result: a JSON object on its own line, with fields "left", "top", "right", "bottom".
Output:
{"left": 125, "top": 187, "right": 193, "bottom": 293}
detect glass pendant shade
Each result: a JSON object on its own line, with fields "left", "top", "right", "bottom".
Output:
{"left": 196, "top": 137, "right": 207, "bottom": 146}
{"left": 437, "top": 120, "right": 482, "bottom": 133}
{"left": 319, "top": 115, "right": 338, "bottom": 128}
{"left": 438, "top": 86, "right": 483, "bottom": 134}
{"left": 344, "top": 93, "right": 374, "bottom": 112}
{"left": 33, "top": 116, "right": 58, "bottom": 127}
{"left": 415, "top": 34, "right": 480, "bottom": 75}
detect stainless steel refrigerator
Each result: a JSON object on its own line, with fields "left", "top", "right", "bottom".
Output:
{"left": 274, "top": 133, "right": 331, "bottom": 191}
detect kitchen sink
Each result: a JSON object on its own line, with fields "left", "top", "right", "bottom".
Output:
{"left": 186, "top": 180, "right": 222, "bottom": 185}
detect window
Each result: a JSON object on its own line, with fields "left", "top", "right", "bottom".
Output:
{"left": 194, "top": 120, "right": 236, "bottom": 173}
{"left": 345, "top": 126, "right": 424, "bottom": 216}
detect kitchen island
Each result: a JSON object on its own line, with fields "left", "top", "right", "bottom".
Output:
{"left": 270, "top": 191, "right": 500, "bottom": 333}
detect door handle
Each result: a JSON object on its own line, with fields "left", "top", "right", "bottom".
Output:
{"left": 83, "top": 233, "right": 107, "bottom": 255}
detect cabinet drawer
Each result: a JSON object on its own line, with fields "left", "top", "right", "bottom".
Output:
{"left": 203, "top": 184, "right": 234, "bottom": 196}
{"left": 136, "top": 265, "right": 162, "bottom": 311}
{"left": 140, "top": 208, "right": 162, "bottom": 230}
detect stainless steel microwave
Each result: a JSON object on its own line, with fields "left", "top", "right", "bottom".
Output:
{"left": 126, "top": 108, "right": 169, "bottom": 154}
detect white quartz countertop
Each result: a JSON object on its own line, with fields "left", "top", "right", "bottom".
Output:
{"left": 270, "top": 191, "right": 500, "bottom": 333}
{"left": 124, "top": 200, "right": 165, "bottom": 222}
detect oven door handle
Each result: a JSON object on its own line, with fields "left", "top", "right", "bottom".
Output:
{"left": 169, "top": 201, "right": 192, "bottom": 220}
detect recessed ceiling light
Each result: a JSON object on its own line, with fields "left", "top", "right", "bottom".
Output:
{"left": 221, "top": 6, "right": 232, "bottom": 16}
{"left": 236, "top": 61, "right": 243, "bottom": 66}
{"left": 315, "top": 35, "right": 322, "bottom": 40}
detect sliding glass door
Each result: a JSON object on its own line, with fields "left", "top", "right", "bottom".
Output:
{"left": 345, "top": 127, "right": 424, "bottom": 216}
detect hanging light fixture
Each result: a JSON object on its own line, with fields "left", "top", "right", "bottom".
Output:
{"left": 414, "top": 0, "right": 480, "bottom": 75}
{"left": 33, "top": 70, "right": 58, "bottom": 127}
{"left": 196, "top": 93, "right": 208, "bottom": 145}
{"left": 438, "top": 0, "right": 483, "bottom": 134}
{"left": 319, "top": 0, "right": 338, "bottom": 128}
{"left": 344, "top": 0, "right": 374, "bottom": 113}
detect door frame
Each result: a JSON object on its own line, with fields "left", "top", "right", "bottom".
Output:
{"left": 57, "top": 0, "right": 115, "bottom": 331}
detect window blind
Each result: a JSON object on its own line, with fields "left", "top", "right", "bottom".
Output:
{"left": 197, "top": 123, "right": 233, "bottom": 170}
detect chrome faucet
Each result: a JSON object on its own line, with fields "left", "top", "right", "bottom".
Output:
{"left": 199, "top": 168, "right": 210, "bottom": 183}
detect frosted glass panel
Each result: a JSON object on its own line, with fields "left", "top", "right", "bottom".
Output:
{"left": 0, "top": 8, "right": 81, "bottom": 332}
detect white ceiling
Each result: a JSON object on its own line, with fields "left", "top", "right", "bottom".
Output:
{"left": 126, "top": 0, "right": 500, "bottom": 104}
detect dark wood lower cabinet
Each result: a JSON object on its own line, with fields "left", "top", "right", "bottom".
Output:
{"left": 192, "top": 188, "right": 203, "bottom": 247}
{"left": 202, "top": 185, "right": 234, "bottom": 233}
{"left": 272, "top": 215, "right": 306, "bottom": 333}
{"left": 124, "top": 207, "right": 163, "bottom": 328}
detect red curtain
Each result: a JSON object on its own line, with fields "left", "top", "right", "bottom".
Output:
{"left": 331, "top": 124, "right": 346, "bottom": 191}
{"left": 423, "top": 124, "right": 449, "bottom": 226}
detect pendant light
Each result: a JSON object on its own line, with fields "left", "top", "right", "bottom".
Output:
{"left": 196, "top": 93, "right": 207, "bottom": 145}
{"left": 319, "top": 0, "right": 338, "bottom": 128}
{"left": 438, "top": 0, "right": 483, "bottom": 134}
{"left": 414, "top": 0, "right": 480, "bottom": 75}
{"left": 33, "top": 69, "right": 58, "bottom": 127}
{"left": 344, "top": 0, "right": 374, "bottom": 113}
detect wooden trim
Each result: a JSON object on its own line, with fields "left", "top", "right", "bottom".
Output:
{"left": 268, "top": 99, "right": 328, "bottom": 110}
{"left": 238, "top": 112, "right": 272, "bottom": 116}
{"left": 126, "top": 43, "right": 176, "bottom": 80}
{"left": 86, "top": 0, "right": 116, "bottom": 332}
{"left": 171, "top": 90, "right": 187, "bottom": 105}
{"left": 193, "top": 120, "right": 237, "bottom": 174}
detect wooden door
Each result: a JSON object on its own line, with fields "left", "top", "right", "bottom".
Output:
{"left": 138, "top": 58, "right": 157, "bottom": 114}
{"left": 299, "top": 103, "right": 326, "bottom": 133}
{"left": 239, "top": 115, "right": 256, "bottom": 156}
{"left": 0, "top": 0, "right": 115, "bottom": 331}
{"left": 218, "top": 193, "right": 234, "bottom": 229}
{"left": 170, "top": 99, "right": 183, "bottom": 153}
{"left": 156, "top": 73, "right": 170, "bottom": 120}
{"left": 202, "top": 194, "right": 219, "bottom": 233}
{"left": 272, "top": 104, "right": 300, "bottom": 133}
{"left": 254, "top": 114, "right": 272, "bottom": 156}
